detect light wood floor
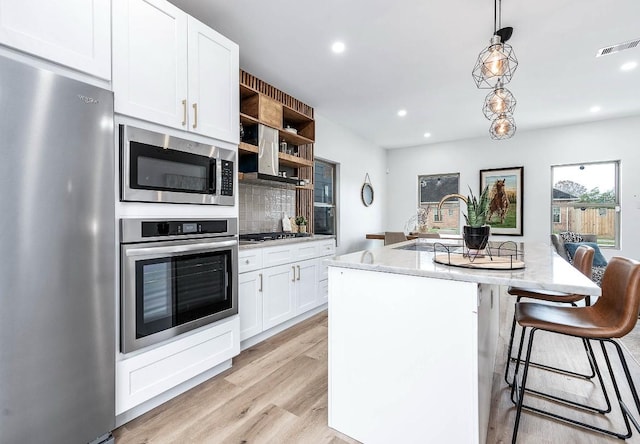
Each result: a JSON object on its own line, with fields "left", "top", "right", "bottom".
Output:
{"left": 114, "top": 300, "right": 640, "bottom": 444}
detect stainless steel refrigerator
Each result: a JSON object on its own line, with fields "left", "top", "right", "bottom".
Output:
{"left": 0, "top": 56, "right": 115, "bottom": 443}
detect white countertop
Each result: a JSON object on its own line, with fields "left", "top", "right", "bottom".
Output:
{"left": 239, "top": 234, "right": 336, "bottom": 250}
{"left": 327, "top": 239, "right": 601, "bottom": 296}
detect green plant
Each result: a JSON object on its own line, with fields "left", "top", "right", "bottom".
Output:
{"left": 464, "top": 185, "right": 490, "bottom": 227}
{"left": 437, "top": 185, "right": 491, "bottom": 228}
{"left": 295, "top": 215, "right": 307, "bottom": 226}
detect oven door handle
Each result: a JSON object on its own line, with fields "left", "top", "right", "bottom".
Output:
{"left": 125, "top": 239, "right": 238, "bottom": 257}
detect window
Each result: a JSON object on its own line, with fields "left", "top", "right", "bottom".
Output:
{"left": 552, "top": 206, "right": 561, "bottom": 223}
{"left": 551, "top": 161, "right": 619, "bottom": 247}
{"left": 314, "top": 160, "right": 336, "bottom": 235}
{"left": 418, "top": 173, "right": 460, "bottom": 233}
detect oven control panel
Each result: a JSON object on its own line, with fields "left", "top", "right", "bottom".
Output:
{"left": 141, "top": 220, "right": 229, "bottom": 238}
{"left": 120, "top": 218, "right": 238, "bottom": 244}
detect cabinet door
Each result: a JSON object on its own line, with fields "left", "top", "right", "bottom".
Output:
{"left": 187, "top": 17, "right": 239, "bottom": 143}
{"left": 112, "top": 0, "right": 188, "bottom": 129}
{"left": 0, "top": 0, "right": 111, "bottom": 79}
{"left": 238, "top": 271, "right": 263, "bottom": 341}
{"left": 296, "top": 259, "right": 319, "bottom": 313}
{"left": 262, "top": 264, "right": 296, "bottom": 331}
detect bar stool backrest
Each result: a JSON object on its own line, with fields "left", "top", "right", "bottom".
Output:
{"left": 572, "top": 245, "right": 594, "bottom": 280}
{"left": 595, "top": 256, "right": 640, "bottom": 338}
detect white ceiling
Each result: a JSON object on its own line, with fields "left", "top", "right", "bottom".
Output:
{"left": 169, "top": 0, "right": 640, "bottom": 149}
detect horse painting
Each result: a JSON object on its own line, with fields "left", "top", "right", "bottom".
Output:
{"left": 487, "top": 179, "right": 509, "bottom": 224}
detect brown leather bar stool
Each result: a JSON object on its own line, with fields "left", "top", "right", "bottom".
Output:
{"left": 504, "top": 245, "right": 596, "bottom": 385}
{"left": 511, "top": 257, "right": 640, "bottom": 443}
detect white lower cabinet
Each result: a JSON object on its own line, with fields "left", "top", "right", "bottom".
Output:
{"left": 239, "top": 239, "right": 334, "bottom": 343}
{"left": 238, "top": 270, "right": 263, "bottom": 341}
{"left": 295, "top": 259, "right": 320, "bottom": 313}
{"left": 262, "top": 263, "right": 297, "bottom": 330}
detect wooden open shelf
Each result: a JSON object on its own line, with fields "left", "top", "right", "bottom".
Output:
{"left": 240, "top": 69, "right": 315, "bottom": 233}
{"left": 240, "top": 113, "right": 259, "bottom": 125}
{"left": 239, "top": 142, "right": 258, "bottom": 154}
{"left": 279, "top": 129, "right": 314, "bottom": 146}
{"left": 279, "top": 152, "right": 313, "bottom": 168}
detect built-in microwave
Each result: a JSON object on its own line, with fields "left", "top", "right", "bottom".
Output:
{"left": 120, "top": 125, "right": 235, "bottom": 205}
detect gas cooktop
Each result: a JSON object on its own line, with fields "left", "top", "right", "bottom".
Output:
{"left": 239, "top": 232, "right": 311, "bottom": 242}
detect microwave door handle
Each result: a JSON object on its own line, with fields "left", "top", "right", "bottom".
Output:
{"left": 125, "top": 240, "right": 238, "bottom": 257}
{"left": 209, "top": 159, "right": 216, "bottom": 194}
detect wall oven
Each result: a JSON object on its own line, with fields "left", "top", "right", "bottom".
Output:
{"left": 120, "top": 125, "right": 235, "bottom": 205}
{"left": 120, "top": 218, "right": 238, "bottom": 353}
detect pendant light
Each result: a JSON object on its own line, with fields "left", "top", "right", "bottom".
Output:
{"left": 482, "top": 79, "right": 516, "bottom": 120}
{"left": 489, "top": 113, "right": 516, "bottom": 140}
{"left": 472, "top": 0, "right": 518, "bottom": 89}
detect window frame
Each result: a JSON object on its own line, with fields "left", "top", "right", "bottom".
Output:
{"left": 417, "top": 172, "right": 460, "bottom": 233}
{"left": 313, "top": 159, "right": 337, "bottom": 236}
{"left": 550, "top": 160, "right": 620, "bottom": 248}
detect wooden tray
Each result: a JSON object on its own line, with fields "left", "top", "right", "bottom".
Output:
{"left": 433, "top": 253, "right": 525, "bottom": 270}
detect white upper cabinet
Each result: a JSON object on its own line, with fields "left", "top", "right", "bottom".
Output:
{"left": 0, "top": 0, "right": 111, "bottom": 79}
{"left": 112, "top": 0, "right": 239, "bottom": 143}
{"left": 112, "top": 0, "right": 188, "bottom": 130}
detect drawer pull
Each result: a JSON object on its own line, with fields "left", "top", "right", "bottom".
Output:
{"left": 245, "top": 259, "right": 250, "bottom": 264}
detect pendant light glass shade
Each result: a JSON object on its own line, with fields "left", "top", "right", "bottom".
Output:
{"left": 472, "top": 35, "right": 518, "bottom": 89}
{"left": 489, "top": 113, "right": 516, "bottom": 140}
{"left": 482, "top": 81, "right": 516, "bottom": 120}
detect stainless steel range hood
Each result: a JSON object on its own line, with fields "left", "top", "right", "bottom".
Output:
{"left": 240, "top": 124, "right": 299, "bottom": 185}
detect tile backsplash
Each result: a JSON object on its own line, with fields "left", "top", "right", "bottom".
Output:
{"left": 239, "top": 183, "right": 296, "bottom": 233}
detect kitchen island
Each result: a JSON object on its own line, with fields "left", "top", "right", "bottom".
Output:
{"left": 327, "top": 239, "right": 600, "bottom": 444}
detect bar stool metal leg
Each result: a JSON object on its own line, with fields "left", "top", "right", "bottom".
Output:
{"left": 504, "top": 298, "right": 596, "bottom": 387}
{"left": 511, "top": 330, "right": 640, "bottom": 442}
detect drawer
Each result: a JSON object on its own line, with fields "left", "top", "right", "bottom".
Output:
{"left": 262, "top": 244, "right": 297, "bottom": 268}
{"left": 239, "top": 249, "right": 263, "bottom": 273}
{"left": 296, "top": 243, "right": 319, "bottom": 260}
{"left": 317, "top": 239, "right": 336, "bottom": 256}
{"left": 116, "top": 316, "right": 239, "bottom": 414}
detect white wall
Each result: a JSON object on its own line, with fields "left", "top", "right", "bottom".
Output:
{"left": 315, "top": 113, "right": 387, "bottom": 255}
{"left": 386, "top": 115, "right": 640, "bottom": 260}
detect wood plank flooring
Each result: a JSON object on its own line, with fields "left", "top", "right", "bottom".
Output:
{"left": 114, "top": 298, "right": 640, "bottom": 444}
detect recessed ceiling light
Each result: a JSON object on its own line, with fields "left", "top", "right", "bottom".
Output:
{"left": 590, "top": 106, "right": 601, "bottom": 113}
{"left": 620, "top": 61, "right": 638, "bottom": 71}
{"left": 397, "top": 109, "right": 407, "bottom": 117}
{"left": 331, "top": 41, "right": 345, "bottom": 54}
{"left": 424, "top": 132, "right": 431, "bottom": 138}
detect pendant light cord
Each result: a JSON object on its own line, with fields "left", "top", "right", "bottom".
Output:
{"left": 493, "top": 0, "right": 503, "bottom": 35}
{"left": 493, "top": 0, "right": 497, "bottom": 34}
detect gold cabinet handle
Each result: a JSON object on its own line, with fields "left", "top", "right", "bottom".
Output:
{"left": 296, "top": 265, "right": 301, "bottom": 281}
{"left": 291, "top": 266, "right": 296, "bottom": 282}
{"left": 192, "top": 102, "right": 198, "bottom": 129}
{"left": 259, "top": 273, "right": 263, "bottom": 292}
{"left": 181, "top": 99, "right": 187, "bottom": 126}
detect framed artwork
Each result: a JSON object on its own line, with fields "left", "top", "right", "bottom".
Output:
{"left": 479, "top": 166, "right": 524, "bottom": 235}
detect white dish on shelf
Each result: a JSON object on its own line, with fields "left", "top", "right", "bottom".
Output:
{"left": 284, "top": 126, "right": 298, "bottom": 134}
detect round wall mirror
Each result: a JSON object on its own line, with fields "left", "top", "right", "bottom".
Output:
{"left": 361, "top": 183, "right": 374, "bottom": 207}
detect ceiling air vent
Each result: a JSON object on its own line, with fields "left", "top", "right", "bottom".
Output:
{"left": 596, "top": 38, "right": 640, "bottom": 57}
